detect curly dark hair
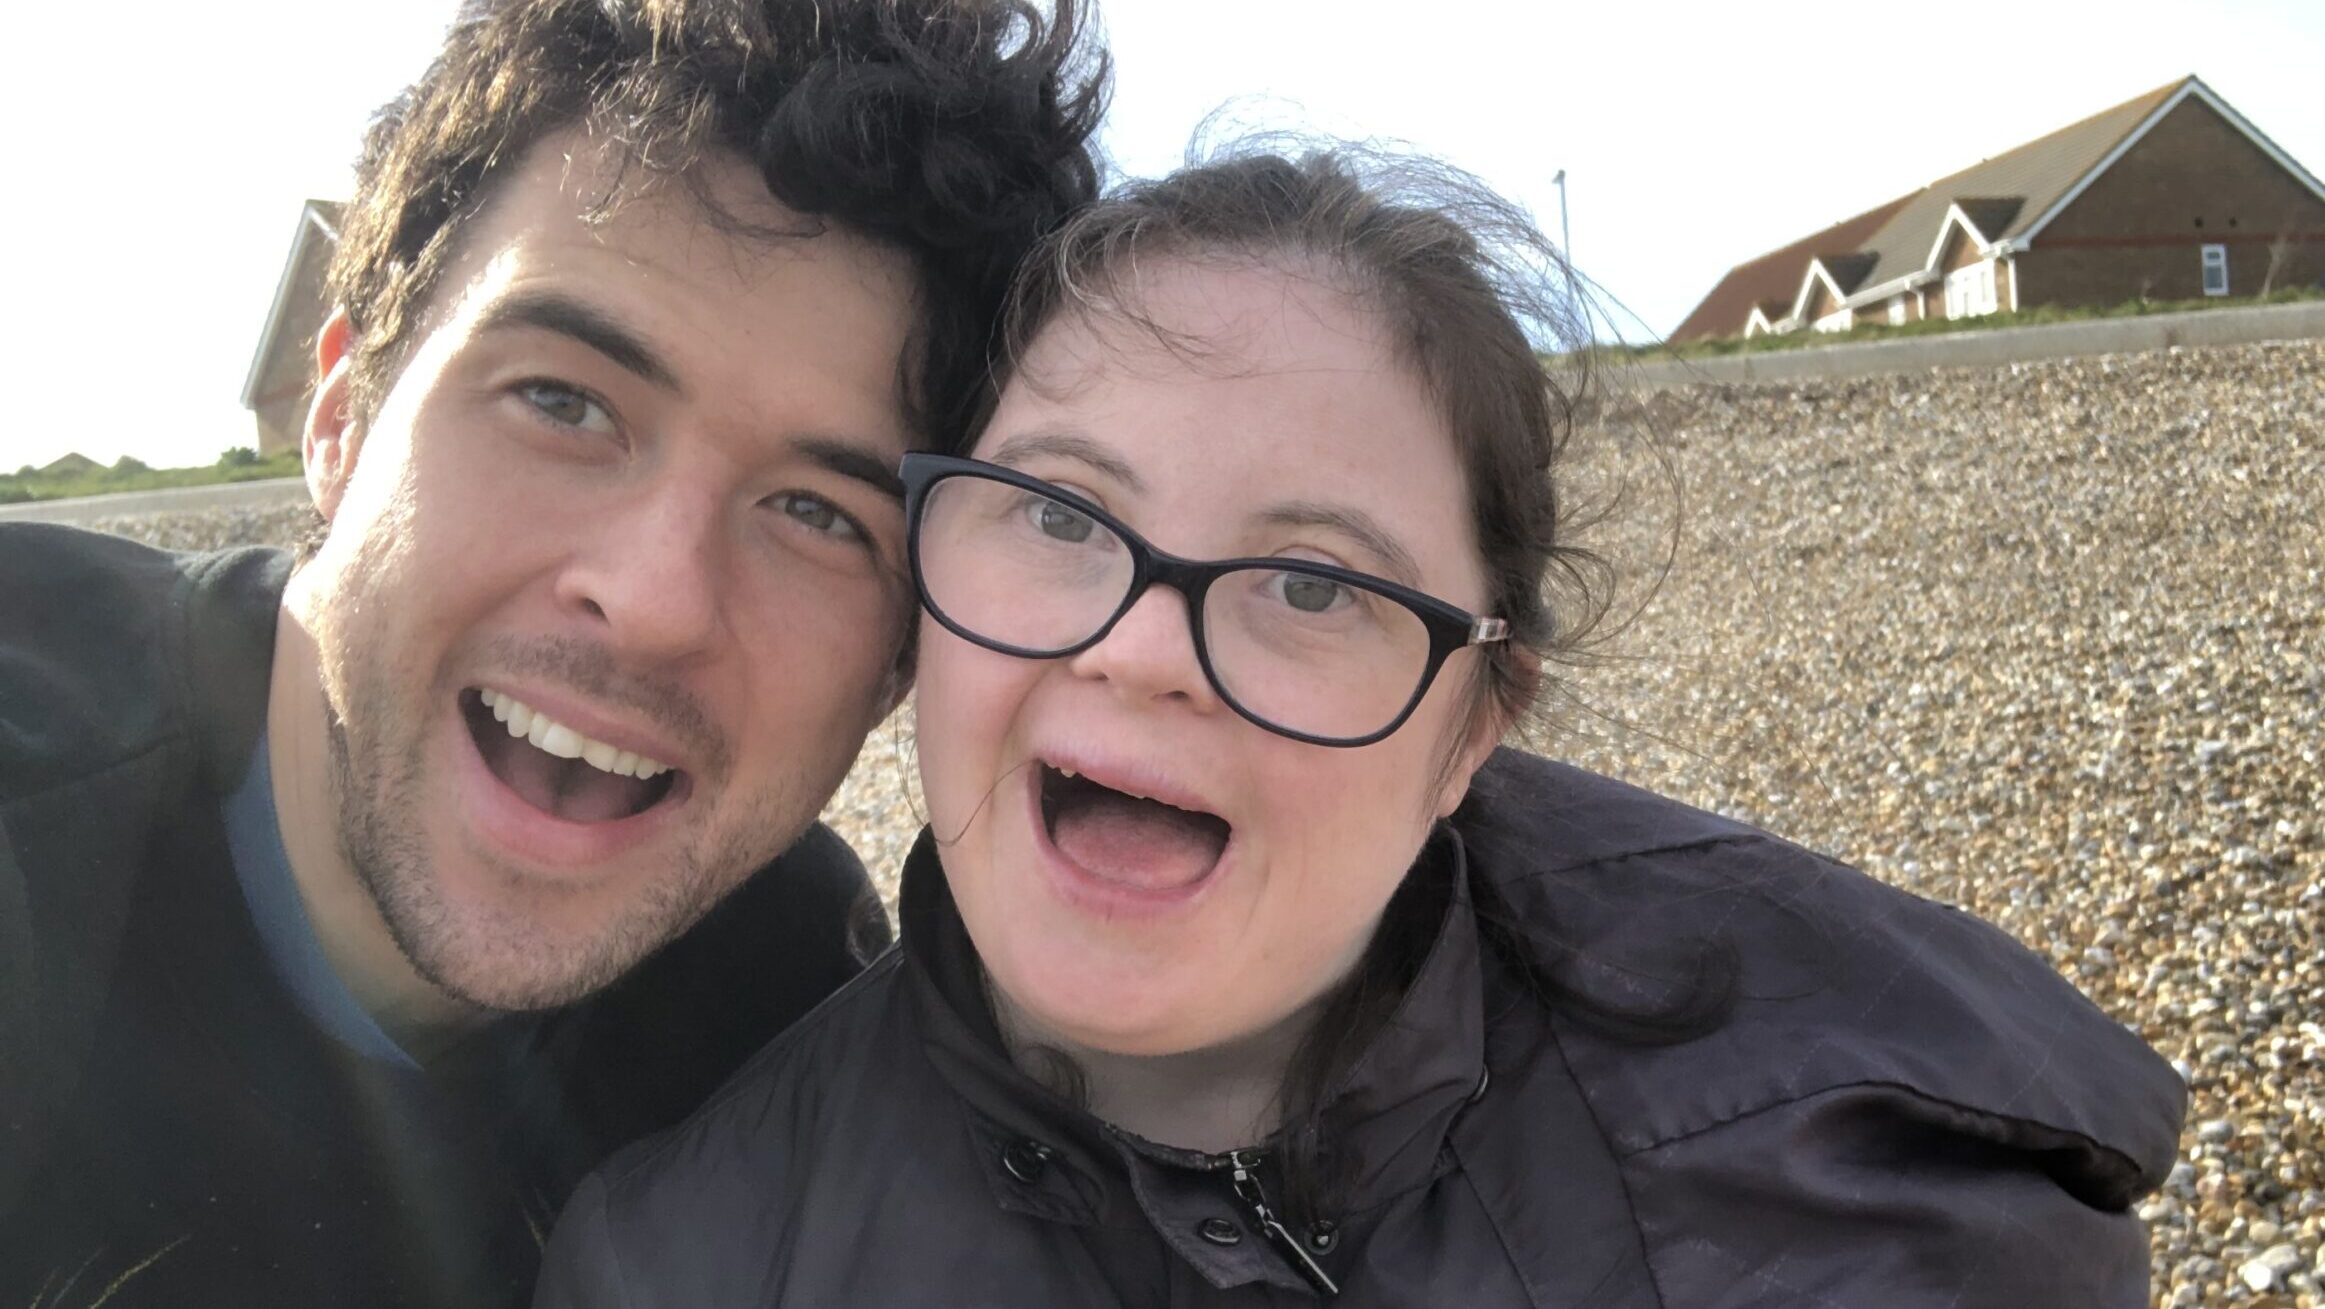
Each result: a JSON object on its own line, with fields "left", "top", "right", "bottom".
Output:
{"left": 326, "top": 0, "right": 1107, "bottom": 452}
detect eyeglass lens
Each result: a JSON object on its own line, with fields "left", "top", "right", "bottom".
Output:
{"left": 915, "top": 475, "right": 1434, "bottom": 740}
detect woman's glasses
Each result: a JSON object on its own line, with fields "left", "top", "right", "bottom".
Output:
{"left": 901, "top": 454, "right": 1508, "bottom": 747}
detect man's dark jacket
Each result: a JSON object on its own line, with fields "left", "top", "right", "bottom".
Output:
{"left": 537, "top": 752, "right": 2186, "bottom": 1306}
{"left": 0, "top": 524, "right": 882, "bottom": 1307}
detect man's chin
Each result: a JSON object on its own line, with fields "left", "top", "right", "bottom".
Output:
{"left": 360, "top": 851, "right": 707, "bottom": 1015}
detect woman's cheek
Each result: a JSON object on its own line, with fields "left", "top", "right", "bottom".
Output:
{"left": 914, "top": 631, "right": 1031, "bottom": 837}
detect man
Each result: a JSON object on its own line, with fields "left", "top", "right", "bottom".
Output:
{"left": 0, "top": 0, "right": 1102, "bottom": 1302}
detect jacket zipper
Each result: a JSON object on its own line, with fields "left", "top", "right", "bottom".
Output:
{"left": 1225, "top": 1149, "right": 1340, "bottom": 1297}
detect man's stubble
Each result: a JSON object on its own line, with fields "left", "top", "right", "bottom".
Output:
{"left": 307, "top": 525, "right": 809, "bottom": 1013}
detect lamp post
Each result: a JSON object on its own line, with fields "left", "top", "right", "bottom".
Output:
{"left": 1552, "top": 168, "right": 1571, "bottom": 267}
{"left": 1552, "top": 168, "right": 1581, "bottom": 343}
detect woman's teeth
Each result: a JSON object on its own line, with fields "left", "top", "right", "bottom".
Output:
{"left": 478, "top": 688, "right": 672, "bottom": 780}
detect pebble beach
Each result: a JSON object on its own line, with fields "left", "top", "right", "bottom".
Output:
{"left": 72, "top": 338, "right": 2324, "bottom": 1308}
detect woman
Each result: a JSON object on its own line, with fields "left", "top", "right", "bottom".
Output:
{"left": 536, "top": 148, "right": 2184, "bottom": 1306}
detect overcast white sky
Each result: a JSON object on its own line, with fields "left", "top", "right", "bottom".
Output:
{"left": 6, "top": 0, "right": 2320, "bottom": 471}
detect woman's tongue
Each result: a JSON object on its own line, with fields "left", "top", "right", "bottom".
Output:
{"left": 1049, "top": 789, "right": 1227, "bottom": 890}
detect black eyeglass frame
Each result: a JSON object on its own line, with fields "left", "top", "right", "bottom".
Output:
{"left": 900, "top": 453, "right": 1510, "bottom": 748}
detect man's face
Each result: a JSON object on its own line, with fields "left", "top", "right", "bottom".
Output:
{"left": 294, "top": 136, "right": 917, "bottom": 1010}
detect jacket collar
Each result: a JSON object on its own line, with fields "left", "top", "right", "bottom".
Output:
{"left": 898, "top": 824, "right": 1486, "bottom": 1294}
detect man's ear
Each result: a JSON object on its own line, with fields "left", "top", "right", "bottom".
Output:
{"left": 1432, "top": 648, "right": 1542, "bottom": 819}
{"left": 303, "top": 309, "right": 362, "bottom": 523}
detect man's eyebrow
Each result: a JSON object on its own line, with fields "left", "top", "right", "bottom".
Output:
{"left": 980, "top": 429, "right": 1146, "bottom": 493}
{"left": 1259, "top": 502, "right": 1424, "bottom": 588}
{"left": 798, "top": 437, "right": 906, "bottom": 502}
{"left": 475, "top": 291, "right": 682, "bottom": 393}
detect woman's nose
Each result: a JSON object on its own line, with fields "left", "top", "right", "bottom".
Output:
{"left": 1065, "top": 582, "right": 1222, "bottom": 713}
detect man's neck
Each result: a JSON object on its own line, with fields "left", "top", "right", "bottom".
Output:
{"left": 989, "top": 982, "right": 1328, "bottom": 1156}
{"left": 269, "top": 581, "right": 486, "bottom": 1059}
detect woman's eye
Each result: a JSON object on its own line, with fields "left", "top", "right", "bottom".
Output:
{"left": 1274, "top": 572, "right": 1350, "bottom": 614}
{"left": 518, "top": 381, "right": 616, "bottom": 435}
{"left": 1029, "top": 497, "right": 1097, "bottom": 544}
{"left": 772, "top": 492, "right": 864, "bottom": 542}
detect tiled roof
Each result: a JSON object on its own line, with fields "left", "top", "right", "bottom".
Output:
{"left": 1843, "top": 78, "right": 2184, "bottom": 298}
{"left": 1668, "top": 195, "right": 1914, "bottom": 342}
{"left": 1670, "top": 77, "right": 2191, "bottom": 341}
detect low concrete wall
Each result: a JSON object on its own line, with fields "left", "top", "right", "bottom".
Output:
{"left": 0, "top": 477, "right": 309, "bottom": 524}
{"left": 1621, "top": 300, "right": 2325, "bottom": 390}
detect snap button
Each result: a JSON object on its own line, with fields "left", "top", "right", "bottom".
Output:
{"left": 1196, "top": 1216, "right": 1243, "bottom": 1246}
{"left": 1000, "top": 1139, "right": 1053, "bottom": 1184}
{"left": 1307, "top": 1220, "right": 1339, "bottom": 1252}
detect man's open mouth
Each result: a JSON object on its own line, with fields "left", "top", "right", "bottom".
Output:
{"left": 1036, "top": 761, "right": 1231, "bottom": 891}
{"left": 461, "top": 688, "right": 685, "bottom": 823}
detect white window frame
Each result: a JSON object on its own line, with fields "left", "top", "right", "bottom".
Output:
{"left": 1888, "top": 296, "right": 1908, "bottom": 325}
{"left": 1813, "top": 307, "right": 1854, "bottom": 333}
{"left": 1944, "top": 261, "right": 1998, "bottom": 319}
{"left": 2201, "top": 243, "right": 2229, "bottom": 296}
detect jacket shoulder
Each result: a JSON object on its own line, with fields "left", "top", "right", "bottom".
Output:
{"left": 0, "top": 525, "right": 190, "bottom": 794}
{"left": 1455, "top": 749, "right": 2185, "bottom": 1211}
{"left": 542, "top": 954, "right": 921, "bottom": 1304}
{"left": 0, "top": 525, "right": 283, "bottom": 796}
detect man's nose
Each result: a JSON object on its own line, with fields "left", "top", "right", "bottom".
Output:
{"left": 554, "top": 486, "right": 725, "bottom": 665}
{"left": 1065, "top": 583, "right": 1222, "bottom": 713}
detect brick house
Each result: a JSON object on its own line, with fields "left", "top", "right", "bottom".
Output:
{"left": 240, "top": 200, "right": 343, "bottom": 456}
{"left": 1671, "top": 76, "right": 2325, "bottom": 343}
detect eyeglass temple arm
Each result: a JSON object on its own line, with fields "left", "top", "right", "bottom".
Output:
{"left": 1468, "top": 617, "right": 1511, "bottom": 645}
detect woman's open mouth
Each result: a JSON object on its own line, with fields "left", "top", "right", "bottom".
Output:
{"left": 1035, "top": 760, "right": 1231, "bottom": 893}
{"left": 460, "top": 688, "right": 688, "bottom": 823}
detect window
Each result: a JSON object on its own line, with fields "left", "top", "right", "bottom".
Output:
{"left": 1944, "top": 261, "right": 1998, "bottom": 319}
{"left": 1888, "top": 296, "right": 1908, "bottom": 326}
{"left": 1813, "top": 307, "right": 1853, "bottom": 333}
{"left": 2202, "top": 244, "right": 2229, "bottom": 296}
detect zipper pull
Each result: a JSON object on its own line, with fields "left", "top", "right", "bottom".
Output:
{"left": 1226, "top": 1149, "right": 1340, "bottom": 1297}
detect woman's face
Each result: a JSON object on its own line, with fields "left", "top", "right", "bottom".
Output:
{"left": 916, "top": 257, "right": 1501, "bottom": 1058}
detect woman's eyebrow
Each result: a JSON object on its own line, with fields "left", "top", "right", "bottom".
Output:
{"left": 1258, "top": 502, "right": 1422, "bottom": 587}
{"left": 981, "top": 429, "right": 1145, "bottom": 492}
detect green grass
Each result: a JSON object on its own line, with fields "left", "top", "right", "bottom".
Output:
{"left": 0, "top": 448, "right": 304, "bottom": 505}
{"left": 1623, "top": 285, "right": 2325, "bottom": 361}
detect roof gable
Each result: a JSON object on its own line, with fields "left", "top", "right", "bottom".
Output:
{"left": 1840, "top": 78, "right": 2187, "bottom": 301}
{"left": 1668, "top": 194, "right": 1914, "bottom": 341}
{"left": 1955, "top": 197, "right": 2026, "bottom": 241}
{"left": 241, "top": 200, "right": 345, "bottom": 411}
{"left": 2020, "top": 77, "right": 2325, "bottom": 243}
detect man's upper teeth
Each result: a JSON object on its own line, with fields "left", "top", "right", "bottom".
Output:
{"left": 479, "top": 689, "right": 670, "bottom": 779}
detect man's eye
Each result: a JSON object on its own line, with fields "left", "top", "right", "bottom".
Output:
{"left": 772, "top": 492, "right": 864, "bottom": 542}
{"left": 518, "top": 381, "right": 616, "bottom": 435}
